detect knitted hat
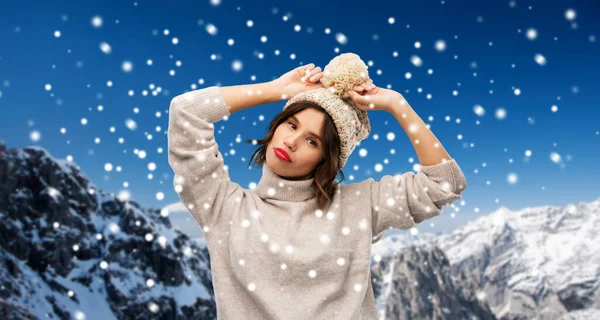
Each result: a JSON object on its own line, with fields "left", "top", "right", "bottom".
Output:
{"left": 282, "top": 52, "right": 372, "bottom": 170}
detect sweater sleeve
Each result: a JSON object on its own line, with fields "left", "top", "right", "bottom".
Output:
{"left": 167, "top": 85, "right": 240, "bottom": 236}
{"left": 369, "top": 159, "right": 467, "bottom": 243}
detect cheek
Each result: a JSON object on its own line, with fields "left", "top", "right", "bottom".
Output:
{"left": 273, "top": 127, "right": 284, "bottom": 139}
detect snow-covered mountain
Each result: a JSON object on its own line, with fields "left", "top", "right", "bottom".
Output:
{"left": 161, "top": 201, "right": 207, "bottom": 248}
{"left": 370, "top": 243, "right": 496, "bottom": 319}
{"left": 371, "top": 197, "right": 600, "bottom": 319}
{"left": 2, "top": 140, "right": 598, "bottom": 320}
{"left": 438, "top": 199, "right": 600, "bottom": 319}
{"left": 0, "top": 141, "right": 217, "bottom": 319}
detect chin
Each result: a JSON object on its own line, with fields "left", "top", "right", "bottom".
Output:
{"left": 266, "top": 155, "right": 281, "bottom": 171}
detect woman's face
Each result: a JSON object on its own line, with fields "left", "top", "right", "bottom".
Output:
{"left": 266, "top": 108, "right": 326, "bottom": 180}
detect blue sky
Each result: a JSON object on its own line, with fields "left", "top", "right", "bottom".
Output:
{"left": 0, "top": 0, "right": 598, "bottom": 234}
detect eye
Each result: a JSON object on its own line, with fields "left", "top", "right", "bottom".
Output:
{"left": 288, "top": 122, "right": 318, "bottom": 147}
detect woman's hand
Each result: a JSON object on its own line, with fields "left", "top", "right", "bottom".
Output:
{"left": 272, "top": 63, "right": 324, "bottom": 100}
{"left": 344, "top": 81, "right": 402, "bottom": 112}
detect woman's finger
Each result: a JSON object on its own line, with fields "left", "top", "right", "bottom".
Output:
{"left": 346, "top": 89, "right": 364, "bottom": 102}
{"left": 364, "top": 80, "right": 374, "bottom": 89}
{"left": 359, "top": 83, "right": 371, "bottom": 91}
{"left": 303, "top": 63, "right": 315, "bottom": 70}
{"left": 298, "top": 64, "right": 315, "bottom": 77}
{"left": 306, "top": 67, "right": 321, "bottom": 77}
{"left": 309, "top": 72, "right": 323, "bottom": 82}
{"left": 305, "top": 68, "right": 322, "bottom": 82}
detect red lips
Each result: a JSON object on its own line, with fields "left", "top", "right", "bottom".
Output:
{"left": 274, "top": 148, "right": 291, "bottom": 162}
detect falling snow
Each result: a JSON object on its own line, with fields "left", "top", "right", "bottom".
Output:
{"left": 0, "top": 4, "right": 589, "bottom": 296}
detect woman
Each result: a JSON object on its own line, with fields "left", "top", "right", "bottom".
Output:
{"left": 168, "top": 53, "right": 467, "bottom": 319}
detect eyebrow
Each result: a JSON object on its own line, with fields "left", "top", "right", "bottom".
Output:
{"left": 289, "top": 115, "right": 322, "bottom": 142}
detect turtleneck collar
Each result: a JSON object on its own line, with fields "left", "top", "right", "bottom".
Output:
{"left": 254, "top": 164, "right": 317, "bottom": 202}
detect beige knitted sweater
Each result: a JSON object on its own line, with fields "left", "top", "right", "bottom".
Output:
{"left": 167, "top": 86, "right": 467, "bottom": 319}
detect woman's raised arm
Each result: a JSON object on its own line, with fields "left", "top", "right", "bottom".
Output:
{"left": 220, "top": 81, "right": 283, "bottom": 114}
{"left": 167, "top": 86, "right": 246, "bottom": 235}
{"left": 220, "top": 62, "right": 324, "bottom": 114}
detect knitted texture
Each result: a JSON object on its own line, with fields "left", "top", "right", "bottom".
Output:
{"left": 167, "top": 85, "right": 468, "bottom": 319}
{"left": 283, "top": 53, "right": 372, "bottom": 169}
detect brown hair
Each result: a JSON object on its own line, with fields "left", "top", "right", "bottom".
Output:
{"left": 245, "top": 101, "right": 346, "bottom": 211}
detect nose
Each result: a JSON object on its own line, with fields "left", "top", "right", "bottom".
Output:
{"left": 283, "top": 137, "right": 296, "bottom": 151}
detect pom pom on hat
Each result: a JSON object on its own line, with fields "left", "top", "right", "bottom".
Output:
{"left": 283, "top": 52, "right": 372, "bottom": 170}
{"left": 321, "top": 53, "right": 371, "bottom": 98}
